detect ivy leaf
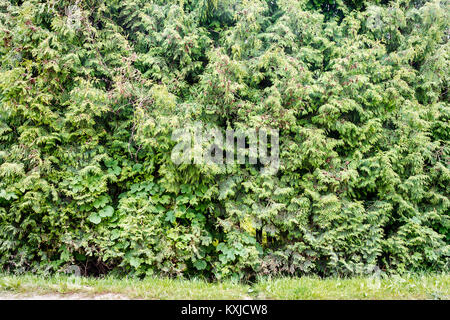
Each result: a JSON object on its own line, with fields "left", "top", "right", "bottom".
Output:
{"left": 88, "top": 213, "right": 101, "bottom": 224}
{"left": 129, "top": 257, "right": 141, "bottom": 268}
{"left": 108, "top": 165, "right": 121, "bottom": 176}
{"left": 93, "top": 195, "right": 108, "bottom": 209}
{"left": 99, "top": 205, "right": 114, "bottom": 217}
{"left": 180, "top": 184, "right": 191, "bottom": 194}
{"left": 165, "top": 210, "right": 176, "bottom": 224}
{"left": 110, "top": 229, "right": 120, "bottom": 240}
{"left": 193, "top": 260, "right": 207, "bottom": 270}
{"left": 217, "top": 242, "right": 227, "bottom": 251}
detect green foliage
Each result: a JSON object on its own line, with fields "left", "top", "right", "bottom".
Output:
{"left": 0, "top": 0, "right": 448, "bottom": 279}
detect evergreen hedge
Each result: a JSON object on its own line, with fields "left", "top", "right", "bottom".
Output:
{"left": 0, "top": 0, "right": 448, "bottom": 279}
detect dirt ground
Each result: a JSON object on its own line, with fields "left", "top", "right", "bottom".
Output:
{"left": 0, "top": 292, "right": 133, "bottom": 300}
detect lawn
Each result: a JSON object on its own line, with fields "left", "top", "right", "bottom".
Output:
{"left": 0, "top": 273, "right": 448, "bottom": 300}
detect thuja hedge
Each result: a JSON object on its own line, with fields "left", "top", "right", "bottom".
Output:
{"left": 0, "top": 0, "right": 448, "bottom": 279}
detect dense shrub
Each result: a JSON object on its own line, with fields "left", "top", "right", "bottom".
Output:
{"left": 0, "top": 0, "right": 448, "bottom": 279}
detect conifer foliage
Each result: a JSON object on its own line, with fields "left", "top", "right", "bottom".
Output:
{"left": 0, "top": 0, "right": 448, "bottom": 279}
